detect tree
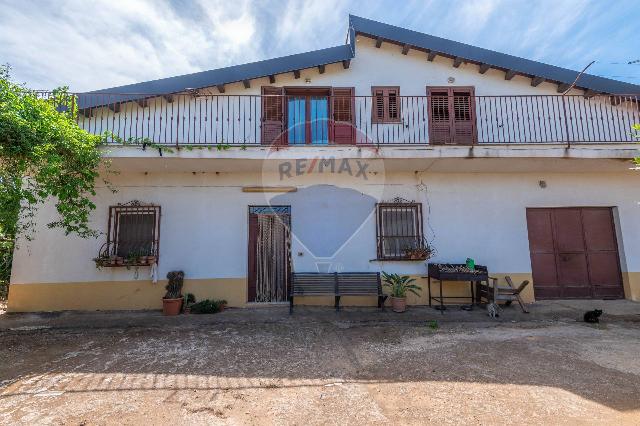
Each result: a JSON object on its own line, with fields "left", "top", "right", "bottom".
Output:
{"left": 0, "top": 65, "right": 108, "bottom": 298}
{"left": 634, "top": 123, "right": 640, "bottom": 167}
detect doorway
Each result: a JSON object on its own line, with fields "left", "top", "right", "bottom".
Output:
{"left": 247, "top": 206, "right": 292, "bottom": 303}
{"left": 526, "top": 207, "right": 623, "bottom": 299}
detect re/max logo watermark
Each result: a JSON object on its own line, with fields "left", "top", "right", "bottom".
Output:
{"left": 278, "top": 157, "right": 370, "bottom": 181}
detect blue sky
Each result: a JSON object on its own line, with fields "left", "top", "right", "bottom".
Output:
{"left": 0, "top": 0, "right": 638, "bottom": 92}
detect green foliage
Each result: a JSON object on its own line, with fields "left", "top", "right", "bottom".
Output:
{"left": 182, "top": 292, "right": 196, "bottom": 313}
{"left": 190, "top": 299, "right": 225, "bottom": 314}
{"left": 381, "top": 272, "right": 422, "bottom": 298}
{"left": 0, "top": 65, "right": 109, "bottom": 299}
{"left": 427, "top": 320, "right": 438, "bottom": 330}
{"left": 0, "top": 65, "right": 106, "bottom": 239}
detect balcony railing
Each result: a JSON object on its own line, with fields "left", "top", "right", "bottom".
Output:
{"left": 41, "top": 92, "right": 640, "bottom": 147}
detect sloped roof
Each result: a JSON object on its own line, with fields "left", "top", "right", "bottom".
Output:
{"left": 349, "top": 15, "right": 640, "bottom": 95}
{"left": 79, "top": 15, "right": 639, "bottom": 109}
{"left": 78, "top": 45, "right": 353, "bottom": 108}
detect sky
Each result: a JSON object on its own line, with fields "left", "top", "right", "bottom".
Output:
{"left": 0, "top": 0, "right": 638, "bottom": 92}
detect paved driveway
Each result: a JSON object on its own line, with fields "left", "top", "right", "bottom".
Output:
{"left": 1, "top": 303, "right": 639, "bottom": 425}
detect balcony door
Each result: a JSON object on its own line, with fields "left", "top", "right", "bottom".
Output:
{"left": 260, "top": 86, "right": 355, "bottom": 146}
{"left": 287, "top": 92, "right": 329, "bottom": 145}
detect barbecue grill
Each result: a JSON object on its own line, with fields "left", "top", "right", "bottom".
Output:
{"left": 427, "top": 263, "right": 489, "bottom": 313}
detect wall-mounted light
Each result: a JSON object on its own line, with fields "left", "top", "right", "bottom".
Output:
{"left": 447, "top": 77, "right": 455, "bottom": 84}
{"left": 305, "top": 78, "right": 311, "bottom": 84}
{"left": 539, "top": 180, "right": 547, "bottom": 188}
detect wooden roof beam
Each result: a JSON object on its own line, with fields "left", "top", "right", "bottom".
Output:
{"left": 531, "top": 76, "right": 545, "bottom": 87}
{"left": 375, "top": 37, "right": 383, "bottom": 48}
{"left": 401, "top": 44, "right": 410, "bottom": 55}
{"left": 216, "top": 85, "right": 225, "bottom": 94}
{"left": 504, "top": 70, "right": 517, "bottom": 80}
{"left": 478, "top": 63, "right": 491, "bottom": 74}
{"left": 163, "top": 95, "right": 174, "bottom": 103}
{"left": 427, "top": 51, "right": 437, "bottom": 61}
{"left": 108, "top": 103, "right": 121, "bottom": 113}
{"left": 293, "top": 70, "right": 301, "bottom": 79}
{"left": 242, "top": 79, "right": 251, "bottom": 89}
{"left": 452, "top": 57, "right": 463, "bottom": 68}
{"left": 342, "top": 59, "right": 351, "bottom": 69}
{"left": 317, "top": 64, "right": 325, "bottom": 74}
{"left": 268, "top": 75, "right": 276, "bottom": 84}
{"left": 556, "top": 83, "right": 571, "bottom": 93}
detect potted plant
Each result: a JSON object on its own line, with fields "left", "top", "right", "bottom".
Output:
{"left": 219, "top": 299, "right": 228, "bottom": 312}
{"left": 163, "top": 270, "right": 184, "bottom": 316}
{"left": 382, "top": 272, "right": 422, "bottom": 313}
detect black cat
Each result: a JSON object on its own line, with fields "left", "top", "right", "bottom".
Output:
{"left": 584, "top": 309, "right": 603, "bottom": 323}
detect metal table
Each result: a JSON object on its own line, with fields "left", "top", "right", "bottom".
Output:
{"left": 426, "top": 263, "right": 489, "bottom": 314}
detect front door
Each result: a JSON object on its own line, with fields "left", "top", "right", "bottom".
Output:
{"left": 526, "top": 207, "right": 623, "bottom": 299}
{"left": 247, "top": 206, "right": 292, "bottom": 303}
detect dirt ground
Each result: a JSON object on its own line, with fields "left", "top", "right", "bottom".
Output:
{"left": 1, "top": 302, "right": 639, "bottom": 425}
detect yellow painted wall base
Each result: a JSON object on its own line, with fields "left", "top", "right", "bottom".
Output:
{"left": 7, "top": 278, "right": 247, "bottom": 312}
{"left": 622, "top": 272, "right": 640, "bottom": 302}
{"left": 8, "top": 271, "right": 638, "bottom": 312}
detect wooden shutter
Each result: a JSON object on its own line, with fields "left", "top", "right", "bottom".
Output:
{"left": 373, "top": 89, "right": 385, "bottom": 123}
{"left": 427, "top": 88, "right": 453, "bottom": 145}
{"left": 387, "top": 88, "right": 399, "bottom": 121}
{"left": 452, "top": 87, "right": 476, "bottom": 145}
{"left": 427, "top": 87, "right": 476, "bottom": 145}
{"left": 331, "top": 87, "right": 355, "bottom": 145}
{"left": 261, "top": 86, "right": 285, "bottom": 146}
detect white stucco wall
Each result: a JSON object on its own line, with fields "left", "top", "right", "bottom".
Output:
{"left": 11, "top": 169, "right": 640, "bottom": 287}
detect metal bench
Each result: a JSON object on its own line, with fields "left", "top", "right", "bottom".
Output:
{"left": 289, "top": 272, "right": 386, "bottom": 313}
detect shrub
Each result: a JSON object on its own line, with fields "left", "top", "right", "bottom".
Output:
{"left": 190, "top": 299, "right": 222, "bottom": 314}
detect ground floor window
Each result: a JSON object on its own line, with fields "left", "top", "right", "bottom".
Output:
{"left": 376, "top": 202, "right": 424, "bottom": 260}
{"left": 107, "top": 201, "right": 161, "bottom": 260}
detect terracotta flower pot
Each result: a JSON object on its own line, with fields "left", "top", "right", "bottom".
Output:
{"left": 162, "top": 298, "right": 183, "bottom": 316}
{"left": 391, "top": 296, "right": 407, "bottom": 313}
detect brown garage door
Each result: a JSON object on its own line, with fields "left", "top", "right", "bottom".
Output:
{"left": 526, "top": 207, "right": 623, "bottom": 299}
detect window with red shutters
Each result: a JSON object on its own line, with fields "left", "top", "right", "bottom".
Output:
{"left": 427, "top": 86, "right": 477, "bottom": 145}
{"left": 371, "top": 86, "right": 401, "bottom": 123}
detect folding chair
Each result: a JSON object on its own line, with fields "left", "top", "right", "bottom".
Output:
{"left": 489, "top": 276, "right": 530, "bottom": 313}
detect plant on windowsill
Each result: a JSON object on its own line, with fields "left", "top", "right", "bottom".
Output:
{"left": 402, "top": 239, "right": 436, "bottom": 261}
{"left": 163, "top": 270, "right": 184, "bottom": 316}
{"left": 382, "top": 272, "right": 422, "bottom": 313}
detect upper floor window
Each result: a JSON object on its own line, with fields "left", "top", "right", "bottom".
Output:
{"left": 427, "top": 86, "right": 477, "bottom": 145}
{"left": 371, "top": 86, "right": 401, "bottom": 123}
{"left": 376, "top": 202, "right": 425, "bottom": 260}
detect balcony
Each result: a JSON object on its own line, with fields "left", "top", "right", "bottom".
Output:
{"left": 46, "top": 92, "right": 640, "bottom": 147}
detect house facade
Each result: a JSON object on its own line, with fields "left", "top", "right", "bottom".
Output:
{"left": 8, "top": 15, "right": 640, "bottom": 312}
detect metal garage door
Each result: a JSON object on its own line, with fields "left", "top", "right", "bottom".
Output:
{"left": 526, "top": 207, "right": 623, "bottom": 299}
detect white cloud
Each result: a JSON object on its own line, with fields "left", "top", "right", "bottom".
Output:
{"left": 0, "top": 0, "right": 636, "bottom": 91}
